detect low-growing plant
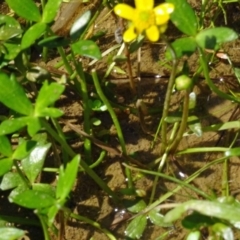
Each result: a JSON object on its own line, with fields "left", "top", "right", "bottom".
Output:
{"left": 0, "top": 0, "right": 240, "bottom": 239}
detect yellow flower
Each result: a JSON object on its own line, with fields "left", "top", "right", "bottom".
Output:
{"left": 114, "top": 0, "right": 174, "bottom": 42}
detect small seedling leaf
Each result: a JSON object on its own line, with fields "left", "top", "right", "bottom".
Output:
{"left": 225, "top": 148, "right": 240, "bottom": 157}
{"left": 2, "top": 41, "right": 21, "bottom": 61}
{"left": 36, "top": 107, "right": 64, "bottom": 118}
{"left": 42, "top": 0, "right": 62, "bottom": 23}
{"left": 22, "top": 143, "right": 51, "bottom": 184}
{"left": 149, "top": 209, "right": 173, "bottom": 227}
{"left": 196, "top": 27, "right": 238, "bottom": 50}
{"left": 5, "top": 0, "right": 41, "bottom": 22}
{"left": 166, "top": 0, "right": 198, "bottom": 36}
{"left": 27, "top": 117, "right": 42, "bottom": 137}
{"left": 166, "top": 37, "right": 197, "bottom": 60}
{"left": 35, "top": 81, "right": 65, "bottom": 115}
{"left": 188, "top": 116, "right": 202, "bottom": 137}
{"left": 0, "top": 135, "right": 12, "bottom": 157}
{"left": 125, "top": 215, "right": 147, "bottom": 239}
{"left": 33, "top": 183, "right": 55, "bottom": 198}
{"left": 21, "top": 22, "right": 47, "bottom": 50}
{"left": 56, "top": 155, "right": 80, "bottom": 200}
{"left": 12, "top": 140, "right": 37, "bottom": 160}
{"left": 71, "top": 40, "right": 101, "bottom": 60}
{"left": 0, "top": 172, "right": 23, "bottom": 190}
{"left": 0, "top": 158, "right": 13, "bottom": 177}
{"left": 10, "top": 189, "right": 55, "bottom": 209}
{"left": 70, "top": 10, "right": 91, "bottom": 39}
{"left": 0, "top": 227, "right": 25, "bottom": 240}
{"left": 0, "top": 73, "right": 33, "bottom": 115}
{"left": 126, "top": 199, "right": 147, "bottom": 213}
{"left": 212, "top": 223, "right": 234, "bottom": 240}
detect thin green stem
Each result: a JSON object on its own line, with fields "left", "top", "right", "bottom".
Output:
{"left": 72, "top": 54, "right": 92, "bottom": 163}
{"left": 160, "top": 37, "right": 178, "bottom": 153}
{"left": 91, "top": 69, "right": 133, "bottom": 189}
{"left": 36, "top": 213, "right": 51, "bottom": 240}
{"left": 57, "top": 47, "right": 73, "bottom": 75}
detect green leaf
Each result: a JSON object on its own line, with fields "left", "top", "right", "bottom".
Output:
{"left": 35, "top": 81, "right": 65, "bottom": 116}
{"left": 196, "top": 27, "right": 238, "bottom": 50}
{"left": 70, "top": 10, "right": 91, "bottom": 40}
{"left": 0, "top": 172, "right": 23, "bottom": 190}
{"left": 32, "top": 183, "right": 55, "bottom": 198}
{"left": 125, "top": 198, "right": 147, "bottom": 213}
{"left": 12, "top": 140, "right": 37, "bottom": 160}
{"left": 36, "top": 108, "right": 64, "bottom": 118}
{"left": 125, "top": 215, "right": 147, "bottom": 239}
{"left": 0, "top": 135, "right": 12, "bottom": 157}
{"left": 164, "top": 200, "right": 240, "bottom": 224}
{"left": 0, "top": 117, "right": 30, "bottom": 135}
{"left": 5, "top": 0, "right": 41, "bottom": 22}
{"left": 166, "top": 37, "right": 197, "bottom": 60}
{"left": 10, "top": 189, "right": 55, "bottom": 209}
{"left": 0, "top": 73, "right": 33, "bottom": 115}
{"left": 0, "top": 158, "right": 13, "bottom": 177}
{"left": 149, "top": 209, "right": 172, "bottom": 227}
{"left": 166, "top": 0, "right": 198, "bottom": 36}
{"left": 0, "top": 227, "right": 25, "bottom": 240}
{"left": 22, "top": 143, "right": 51, "bottom": 183}
{"left": 42, "top": 0, "right": 62, "bottom": 23}
{"left": 56, "top": 155, "right": 80, "bottom": 200}
{"left": 2, "top": 41, "right": 21, "bottom": 61}
{"left": 21, "top": 22, "right": 47, "bottom": 50}
{"left": 0, "top": 14, "right": 22, "bottom": 41}
{"left": 188, "top": 116, "right": 202, "bottom": 137}
{"left": 71, "top": 40, "right": 101, "bottom": 60}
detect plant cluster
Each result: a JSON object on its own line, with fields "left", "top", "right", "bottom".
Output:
{"left": 0, "top": 0, "right": 240, "bottom": 239}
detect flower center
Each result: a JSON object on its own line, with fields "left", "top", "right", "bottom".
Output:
{"left": 134, "top": 10, "right": 155, "bottom": 33}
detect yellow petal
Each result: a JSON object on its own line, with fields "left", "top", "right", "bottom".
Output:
{"left": 123, "top": 26, "right": 137, "bottom": 42}
{"left": 154, "top": 3, "right": 174, "bottom": 25}
{"left": 146, "top": 25, "right": 159, "bottom": 42}
{"left": 114, "top": 4, "right": 135, "bottom": 20}
{"left": 135, "top": 0, "right": 153, "bottom": 10}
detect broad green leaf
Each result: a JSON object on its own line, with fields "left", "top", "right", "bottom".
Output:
{"left": 22, "top": 143, "right": 51, "bottom": 183}
{"left": 166, "top": 0, "right": 198, "bottom": 36}
{"left": 12, "top": 140, "right": 37, "bottom": 160}
{"left": 0, "top": 117, "right": 30, "bottom": 135}
{"left": 149, "top": 209, "right": 172, "bottom": 227}
{"left": 5, "top": 0, "right": 41, "bottom": 22}
{"left": 42, "top": 0, "right": 62, "bottom": 23}
{"left": 0, "top": 158, "right": 13, "bottom": 177}
{"left": 32, "top": 183, "right": 55, "bottom": 198}
{"left": 36, "top": 107, "right": 64, "bottom": 118}
{"left": 186, "top": 231, "right": 201, "bottom": 240}
{"left": 0, "top": 227, "right": 25, "bottom": 240}
{"left": 196, "top": 27, "right": 238, "bottom": 50}
{"left": 27, "top": 117, "right": 41, "bottom": 137}
{"left": 164, "top": 200, "right": 240, "bottom": 224}
{"left": 21, "top": 22, "right": 47, "bottom": 50}
{"left": 125, "top": 215, "right": 147, "bottom": 239}
{"left": 10, "top": 189, "right": 55, "bottom": 209}
{"left": 0, "top": 135, "right": 12, "bottom": 157}
{"left": 0, "top": 172, "right": 23, "bottom": 190}
{"left": 225, "top": 148, "right": 240, "bottom": 157}
{"left": 0, "top": 14, "right": 22, "bottom": 41}
{"left": 0, "top": 73, "right": 33, "bottom": 115}
{"left": 56, "top": 155, "right": 80, "bottom": 200}
{"left": 8, "top": 184, "right": 28, "bottom": 200}
{"left": 2, "top": 42, "right": 21, "bottom": 61}
{"left": 70, "top": 10, "right": 91, "bottom": 39}
{"left": 166, "top": 37, "right": 197, "bottom": 60}
{"left": 71, "top": 40, "right": 101, "bottom": 60}
{"left": 35, "top": 81, "right": 65, "bottom": 115}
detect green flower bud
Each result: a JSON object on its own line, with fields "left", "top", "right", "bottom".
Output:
{"left": 175, "top": 75, "right": 192, "bottom": 91}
